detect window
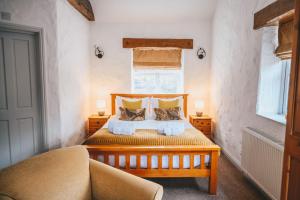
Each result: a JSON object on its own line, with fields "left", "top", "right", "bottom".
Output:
{"left": 279, "top": 60, "right": 291, "bottom": 115}
{"left": 256, "top": 27, "right": 291, "bottom": 124}
{"left": 131, "top": 47, "right": 184, "bottom": 94}
{"left": 132, "top": 69, "right": 184, "bottom": 94}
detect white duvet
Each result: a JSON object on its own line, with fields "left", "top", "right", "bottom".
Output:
{"left": 105, "top": 116, "right": 193, "bottom": 136}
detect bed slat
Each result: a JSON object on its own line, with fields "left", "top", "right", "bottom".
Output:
{"left": 179, "top": 154, "right": 184, "bottom": 169}
{"left": 115, "top": 153, "right": 119, "bottom": 168}
{"left": 126, "top": 154, "right": 130, "bottom": 169}
{"left": 158, "top": 154, "right": 162, "bottom": 169}
{"left": 147, "top": 154, "right": 152, "bottom": 169}
{"left": 169, "top": 154, "right": 173, "bottom": 169}
{"left": 190, "top": 154, "right": 194, "bottom": 169}
{"left": 201, "top": 155, "right": 205, "bottom": 169}
{"left": 104, "top": 154, "right": 109, "bottom": 164}
{"left": 136, "top": 154, "right": 141, "bottom": 169}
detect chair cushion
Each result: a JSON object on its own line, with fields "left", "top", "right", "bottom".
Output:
{"left": 0, "top": 146, "right": 91, "bottom": 200}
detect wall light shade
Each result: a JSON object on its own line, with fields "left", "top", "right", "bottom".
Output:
{"left": 96, "top": 99, "right": 106, "bottom": 109}
{"left": 195, "top": 100, "right": 204, "bottom": 109}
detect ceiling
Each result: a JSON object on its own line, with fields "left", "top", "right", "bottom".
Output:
{"left": 91, "top": 0, "right": 218, "bottom": 23}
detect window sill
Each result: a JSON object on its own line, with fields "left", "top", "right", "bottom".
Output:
{"left": 257, "top": 112, "right": 286, "bottom": 125}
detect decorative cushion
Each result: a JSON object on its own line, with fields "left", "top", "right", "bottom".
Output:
{"left": 154, "top": 107, "right": 181, "bottom": 121}
{"left": 158, "top": 99, "right": 179, "bottom": 109}
{"left": 122, "top": 99, "right": 142, "bottom": 110}
{"left": 119, "top": 107, "right": 146, "bottom": 121}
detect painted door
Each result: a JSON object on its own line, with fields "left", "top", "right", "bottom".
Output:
{"left": 0, "top": 30, "right": 43, "bottom": 169}
{"left": 281, "top": 0, "right": 300, "bottom": 199}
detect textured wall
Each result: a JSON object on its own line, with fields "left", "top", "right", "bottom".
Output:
{"left": 90, "top": 22, "right": 213, "bottom": 116}
{"left": 0, "top": 0, "right": 62, "bottom": 149}
{"left": 0, "top": 0, "right": 91, "bottom": 148}
{"left": 210, "top": 0, "right": 286, "bottom": 165}
{"left": 56, "top": 0, "right": 91, "bottom": 146}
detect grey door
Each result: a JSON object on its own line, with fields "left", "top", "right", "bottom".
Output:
{"left": 0, "top": 30, "right": 43, "bottom": 169}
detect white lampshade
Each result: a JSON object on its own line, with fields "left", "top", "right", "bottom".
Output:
{"left": 195, "top": 100, "right": 204, "bottom": 110}
{"left": 96, "top": 99, "right": 106, "bottom": 109}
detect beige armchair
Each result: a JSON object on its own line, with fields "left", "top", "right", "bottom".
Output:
{"left": 0, "top": 146, "right": 163, "bottom": 200}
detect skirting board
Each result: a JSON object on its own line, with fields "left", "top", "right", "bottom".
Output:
{"left": 214, "top": 137, "right": 242, "bottom": 170}
{"left": 214, "top": 137, "right": 272, "bottom": 199}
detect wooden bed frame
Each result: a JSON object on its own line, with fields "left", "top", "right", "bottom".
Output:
{"left": 85, "top": 94, "right": 220, "bottom": 194}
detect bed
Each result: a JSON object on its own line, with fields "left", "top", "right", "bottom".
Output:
{"left": 84, "top": 94, "right": 220, "bottom": 194}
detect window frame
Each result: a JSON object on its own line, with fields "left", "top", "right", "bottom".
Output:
{"left": 256, "top": 59, "right": 291, "bottom": 125}
{"left": 131, "top": 50, "right": 184, "bottom": 94}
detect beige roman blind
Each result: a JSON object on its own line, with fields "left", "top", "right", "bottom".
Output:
{"left": 275, "top": 19, "right": 293, "bottom": 60}
{"left": 133, "top": 47, "right": 182, "bottom": 69}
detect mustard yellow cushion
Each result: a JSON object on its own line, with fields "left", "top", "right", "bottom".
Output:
{"left": 158, "top": 99, "right": 179, "bottom": 109}
{"left": 122, "top": 99, "right": 142, "bottom": 110}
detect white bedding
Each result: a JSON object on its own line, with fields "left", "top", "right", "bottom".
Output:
{"left": 105, "top": 115, "right": 193, "bottom": 135}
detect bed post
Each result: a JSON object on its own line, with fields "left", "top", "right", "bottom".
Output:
{"left": 209, "top": 150, "right": 219, "bottom": 194}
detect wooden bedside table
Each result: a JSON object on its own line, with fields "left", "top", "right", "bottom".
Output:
{"left": 189, "top": 115, "right": 213, "bottom": 139}
{"left": 87, "top": 115, "right": 110, "bottom": 137}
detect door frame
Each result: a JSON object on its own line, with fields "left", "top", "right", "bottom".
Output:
{"left": 0, "top": 22, "right": 48, "bottom": 151}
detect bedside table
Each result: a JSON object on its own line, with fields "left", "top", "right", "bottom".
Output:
{"left": 87, "top": 115, "right": 110, "bottom": 137}
{"left": 189, "top": 115, "right": 213, "bottom": 139}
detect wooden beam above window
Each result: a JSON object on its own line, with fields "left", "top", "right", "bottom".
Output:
{"left": 253, "top": 0, "right": 295, "bottom": 30}
{"left": 123, "top": 38, "right": 193, "bottom": 49}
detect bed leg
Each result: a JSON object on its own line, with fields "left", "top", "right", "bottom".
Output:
{"left": 209, "top": 151, "right": 218, "bottom": 195}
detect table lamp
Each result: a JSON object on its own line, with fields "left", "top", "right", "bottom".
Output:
{"left": 96, "top": 99, "right": 106, "bottom": 116}
{"left": 195, "top": 100, "right": 204, "bottom": 117}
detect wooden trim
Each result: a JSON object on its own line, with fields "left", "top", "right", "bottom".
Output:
{"left": 123, "top": 38, "right": 193, "bottom": 49}
{"left": 85, "top": 145, "right": 221, "bottom": 152}
{"left": 253, "top": 0, "right": 295, "bottom": 30}
{"left": 68, "top": 0, "right": 95, "bottom": 21}
{"left": 85, "top": 144, "right": 220, "bottom": 194}
{"left": 111, "top": 93, "right": 188, "bottom": 117}
{"left": 281, "top": 0, "right": 300, "bottom": 199}
{"left": 0, "top": 22, "right": 49, "bottom": 151}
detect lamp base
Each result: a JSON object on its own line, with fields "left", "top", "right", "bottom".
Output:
{"left": 196, "top": 112, "right": 203, "bottom": 117}
{"left": 98, "top": 111, "right": 105, "bottom": 116}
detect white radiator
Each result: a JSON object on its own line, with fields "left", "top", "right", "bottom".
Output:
{"left": 241, "top": 127, "right": 284, "bottom": 200}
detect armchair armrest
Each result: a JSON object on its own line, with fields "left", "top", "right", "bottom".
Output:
{"left": 89, "top": 159, "right": 163, "bottom": 200}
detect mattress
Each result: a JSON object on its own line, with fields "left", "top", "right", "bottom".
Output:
{"left": 84, "top": 127, "right": 216, "bottom": 146}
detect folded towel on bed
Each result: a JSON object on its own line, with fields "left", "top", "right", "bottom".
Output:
{"left": 157, "top": 121, "right": 185, "bottom": 136}
{"left": 108, "top": 119, "right": 135, "bottom": 135}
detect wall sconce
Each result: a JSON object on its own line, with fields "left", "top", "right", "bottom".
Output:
{"left": 95, "top": 45, "right": 104, "bottom": 59}
{"left": 197, "top": 47, "right": 206, "bottom": 59}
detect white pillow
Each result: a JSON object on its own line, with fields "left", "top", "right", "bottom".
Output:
{"left": 115, "top": 96, "right": 150, "bottom": 119}
{"left": 150, "top": 96, "right": 185, "bottom": 120}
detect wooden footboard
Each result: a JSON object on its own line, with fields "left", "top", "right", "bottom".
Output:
{"left": 84, "top": 145, "right": 220, "bottom": 194}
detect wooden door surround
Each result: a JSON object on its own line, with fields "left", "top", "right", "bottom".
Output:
{"left": 253, "top": 0, "right": 300, "bottom": 199}
{"left": 281, "top": 0, "right": 300, "bottom": 199}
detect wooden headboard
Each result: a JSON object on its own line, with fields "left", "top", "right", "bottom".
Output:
{"left": 111, "top": 94, "right": 188, "bottom": 117}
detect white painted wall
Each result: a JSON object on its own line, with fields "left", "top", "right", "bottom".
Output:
{"left": 90, "top": 22, "right": 213, "bottom": 116}
{"left": 56, "top": 0, "right": 91, "bottom": 146}
{"left": 210, "top": 0, "right": 286, "bottom": 165}
{"left": 0, "top": 0, "right": 91, "bottom": 148}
